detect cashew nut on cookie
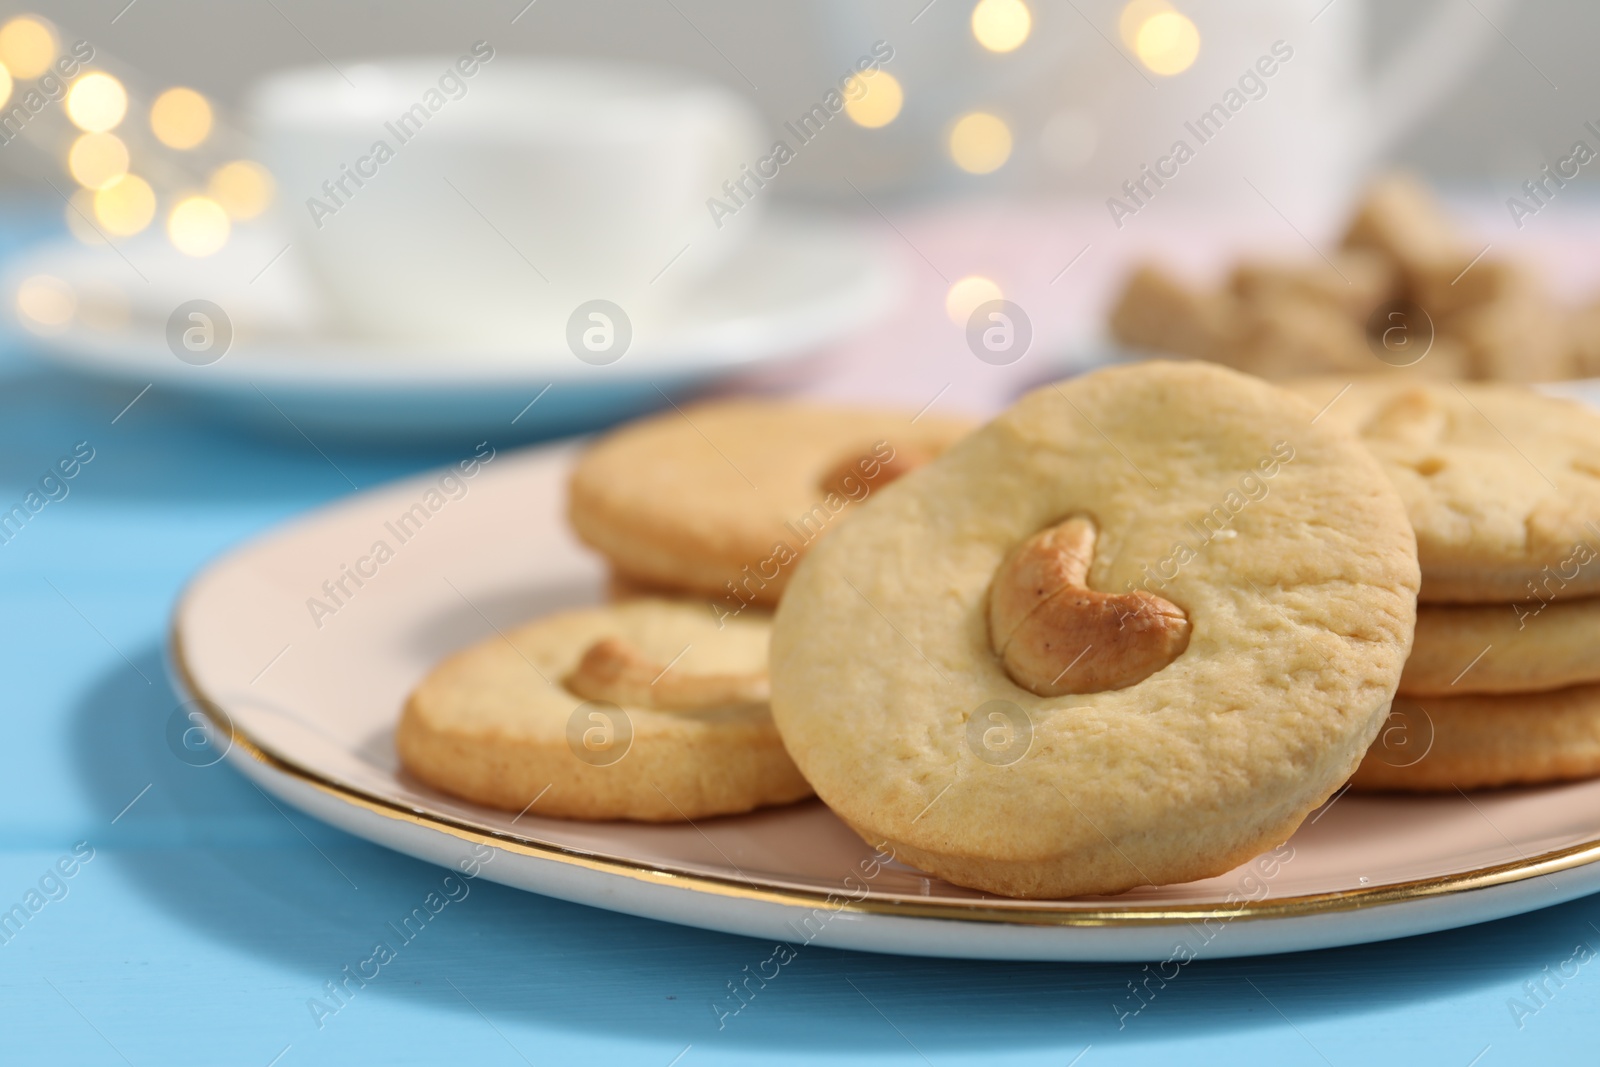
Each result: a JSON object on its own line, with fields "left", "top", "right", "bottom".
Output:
{"left": 565, "top": 637, "right": 771, "bottom": 711}
{"left": 988, "top": 516, "right": 1191, "bottom": 696}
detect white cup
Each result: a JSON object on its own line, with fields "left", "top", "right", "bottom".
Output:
{"left": 250, "top": 54, "right": 766, "bottom": 350}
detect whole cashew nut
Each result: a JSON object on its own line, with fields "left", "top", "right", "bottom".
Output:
{"left": 988, "top": 516, "right": 1191, "bottom": 696}
{"left": 565, "top": 637, "right": 770, "bottom": 711}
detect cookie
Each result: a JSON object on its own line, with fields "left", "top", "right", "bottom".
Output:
{"left": 1401, "top": 597, "right": 1600, "bottom": 696}
{"left": 770, "top": 361, "right": 1419, "bottom": 898}
{"left": 1352, "top": 684, "right": 1600, "bottom": 791}
{"left": 1288, "top": 378, "right": 1600, "bottom": 603}
{"left": 568, "top": 400, "right": 974, "bottom": 615}
{"left": 398, "top": 599, "right": 812, "bottom": 821}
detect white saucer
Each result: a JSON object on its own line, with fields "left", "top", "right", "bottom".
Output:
{"left": 171, "top": 440, "right": 1600, "bottom": 960}
{"left": 6, "top": 214, "right": 902, "bottom": 439}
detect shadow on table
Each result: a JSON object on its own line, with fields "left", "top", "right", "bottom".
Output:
{"left": 74, "top": 646, "right": 1586, "bottom": 1055}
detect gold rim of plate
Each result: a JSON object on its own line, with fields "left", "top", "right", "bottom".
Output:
{"left": 172, "top": 626, "right": 1600, "bottom": 928}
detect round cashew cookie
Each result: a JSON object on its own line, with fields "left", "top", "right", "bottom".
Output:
{"left": 770, "top": 361, "right": 1420, "bottom": 899}
{"left": 1287, "top": 378, "right": 1600, "bottom": 604}
{"left": 1401, "top": 597, "right": 1600, "bottom": 696}
{"left": 398, "top": 599, "right": 812, "bottom": 821}
{"left": 569, "top": 401, "right": 975, "bottom": 611}
{"left": 1352, "top": 684, "right": 1600, "bottom": 791}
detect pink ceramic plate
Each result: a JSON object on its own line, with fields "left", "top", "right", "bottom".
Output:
{"left": 171, "top": 442, "right": 1600, "bottom": 960}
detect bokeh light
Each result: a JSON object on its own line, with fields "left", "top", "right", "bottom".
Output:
{"left": 93, "top": 173, "right": 155, "bottom": 236}
{"left": 842, "top": 69, "right": 903, "bottom": 129}
{"left": 168, "top": 196, "right": 230, "bottom": 257}
{"left": 1135, "top": 11, "right": 1200, "bottom": 76}
{"left": 0, "top": 63, "right": 12, "bottom": 109}
{"left": 948, "top": 112, "right": 1012, "bottom": 174}
{"left": 16, "top": 275, "right": 75, "bottom": 331}
{"left": 0, "top": 17, "right": 57, "bottom": 80}
{"left": 66, "top": 72, "right": 128, "bottom": 133}
{"left": 208, "top": 160, "right": 275, "bottom": 219}
{"left": 972, "top": 0, "right": 1032, "bottom": 53}
{"left": 1117, "top": 0, "right": 1173, "bottom": 50}
{"left": 67, "top": 132, "right": 129, "bottom": 190}
{"left": 64, "top": 189, "right": 106, "bottom": 245}
{"left": 945, "top": 275, "right": 1003, "bottom": 324}
{"left": 150, "top": 87, "right": 212, "bottom": 149}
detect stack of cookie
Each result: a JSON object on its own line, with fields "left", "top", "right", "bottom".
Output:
{"left": 1290, "top": 377, "right": 1600, "bottom": 790}
{"left": 398, "top": 400, "right": 972, "bottom": 823}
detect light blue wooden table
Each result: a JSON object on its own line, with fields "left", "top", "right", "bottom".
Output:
{"left": 1, "top": 217, "right": 1595, "bottom": 1067}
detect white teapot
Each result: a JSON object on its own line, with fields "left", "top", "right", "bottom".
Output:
{"left": 809, "top": 0, "right": 1516, "bottom": 232}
